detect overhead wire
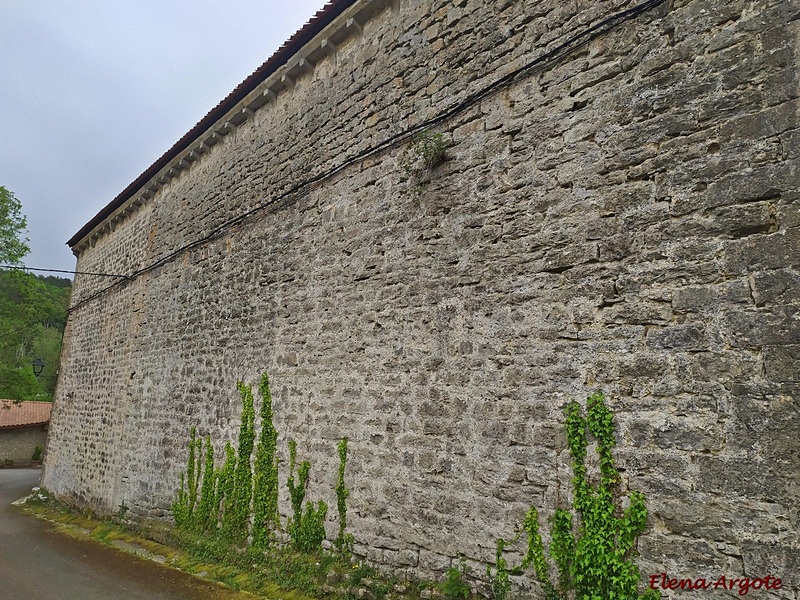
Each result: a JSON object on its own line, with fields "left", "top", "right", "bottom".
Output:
{"left": 0, "top": 267, "right": 71, "bottom": 350}
{"left": 64, "top": 0, "right": 667, "bottom": 315}
{"left": 0, "top": 265, "right": 128, "bottom": 279}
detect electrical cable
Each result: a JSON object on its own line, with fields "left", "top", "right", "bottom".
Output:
{"left": 65, "top": 0, "right": 667, "bottom": 315}
{"left": 0, "top": 269, "right": 70, "bottom": 349}
{"left": 0, "top": 265, "right": 127, "bottom": 279}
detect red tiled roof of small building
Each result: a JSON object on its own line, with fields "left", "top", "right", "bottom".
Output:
{"left": 0, "top": 400, "right": 52, "bottom": 429}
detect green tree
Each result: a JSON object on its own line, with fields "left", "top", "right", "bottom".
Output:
{"left": 0, "top": 364, "right": 40, "bottom": 400}
{"left": 0, "top": 187, "right": 30, "bottom": 265}
{"left": 0, "top": 186, "right": 71, "bottom": 401}
{"left": 0, "top": 270, "right": 70, "bottom": 400}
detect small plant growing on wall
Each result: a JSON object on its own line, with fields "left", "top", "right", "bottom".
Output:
{"left": 440, "top": 556, "right": 472, "bottom": 600}
{"left": 487, "top": 392, "right": 660, "bottom": 600}
{"left": 401, "top": 130, "right": 447, "bottom": 194}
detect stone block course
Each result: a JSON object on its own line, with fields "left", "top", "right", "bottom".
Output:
{"left": 44, "top": 0, "right": 798, "bottom": 596}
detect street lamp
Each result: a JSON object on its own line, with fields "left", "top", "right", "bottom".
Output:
{"left": 32, "top": 358, "right": 44, "bottom": 377}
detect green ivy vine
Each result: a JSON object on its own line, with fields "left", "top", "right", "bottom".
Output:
{"left": 172, "top": 426, "right": 199, "bottom": 529}
{"left": 222, "top": 382, "right": 256, "bottom": 544}
{"left": 287, "top": 439, "right": 328, "bottom": 552}
{"left": 215, "top": 441, "right": 236, "bottom": 533}
{"left": 173, "top": 372, "right": 346, "bottom": 558}
{"left": 195, "top": 435, "right": 216, "bottom": 533}
{"left": 487, "top": 392, "right": 660, "bottom": 600}
{"left": 334, "top": 436, "right": 353, "bottom": 554}
{"left": 252, "top": 373, "right": 280, "bottom": 549}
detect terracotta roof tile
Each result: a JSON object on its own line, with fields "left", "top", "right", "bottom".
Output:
{"left": 0, "top": 400, "right": 52, "bottom": 428}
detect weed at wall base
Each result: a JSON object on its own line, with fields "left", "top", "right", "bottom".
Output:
{"left": 440, "top": 557, "right": 471, "bottom": 600}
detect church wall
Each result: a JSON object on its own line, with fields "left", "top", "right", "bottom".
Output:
{"left": 45, "top": 0, "right": 798, "bottom": 594}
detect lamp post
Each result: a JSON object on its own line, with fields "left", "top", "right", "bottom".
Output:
{"left": 32, "top": 358, "right": 44, "bottom": 377}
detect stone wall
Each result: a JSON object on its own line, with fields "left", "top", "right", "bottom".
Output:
{"left": 0, "top": 426, "right": 47, "bottom": 466}
{"left": 44, "top": 0, "right": 798, "bottom": 597}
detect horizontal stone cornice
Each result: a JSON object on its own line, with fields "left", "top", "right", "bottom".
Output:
{"left": 71, "top": 0, "right": 395, "bottom": 257}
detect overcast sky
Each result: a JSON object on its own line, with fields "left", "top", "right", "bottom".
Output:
{"left": 0, "top": 0, "right": 329, "bottom": 275}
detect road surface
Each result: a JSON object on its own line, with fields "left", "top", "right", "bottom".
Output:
{"left": 0, "top": 469, "right": 253, "bottom": 600}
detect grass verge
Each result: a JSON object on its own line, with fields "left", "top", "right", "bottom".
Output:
{"left": 16, "top": 489, "right": 428, "bottom": 600}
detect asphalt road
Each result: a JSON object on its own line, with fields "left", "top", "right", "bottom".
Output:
{"left": 0, "top": 469, "right": 252, "bottom": 600}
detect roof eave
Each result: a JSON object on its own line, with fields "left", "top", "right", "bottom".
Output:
{"left": 67, "top": 0, "right": 363, "bottom": 250}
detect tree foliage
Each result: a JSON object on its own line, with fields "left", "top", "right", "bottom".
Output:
{"left": 0, "top": 186, "right": 70, "bottom": 401}
{"left": 0, "top": 186, "right": 29, "bottom": 265}
{"left": 0, "top": 268, "right": 70, "bottom": 401}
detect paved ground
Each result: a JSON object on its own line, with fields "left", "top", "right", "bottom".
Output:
{"left": 0, "top": 469, "right": 253, "bottom": 600}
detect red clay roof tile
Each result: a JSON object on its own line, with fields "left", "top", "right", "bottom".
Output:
{"left": 0, "top": 400, "right": 52, "bottom": 429}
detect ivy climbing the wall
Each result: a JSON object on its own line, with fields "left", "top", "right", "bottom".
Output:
{"left": 172, "top": 372, "right": 348, "bottom": 559}
{"left": 172, "top": 426, "right": 199, "bottom": 529}
{"left": 334, "top": 436, "right": 353, "bottom": 554}
{"left": 252, "top": 373, "right": 280, "bottom": 549}
{"left": 222, "top": 382, "right": 256, "bottom": 543}
{"left": 189, "top": 428, "right": 201, "bottom": 518}
{"left": 287, "top": 439, "right": 328, "bottom": 552}
{"left": 195, "top": 435, "right": 216, "bottom": 533}
{"left": 487, "top": 392, "right": 660, "bottom": 600}
{"left": 215, "top": 441, "right": 236, "bottom": 533}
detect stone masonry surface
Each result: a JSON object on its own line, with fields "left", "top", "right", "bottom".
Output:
{"left": 44, "top": 0, "right": 798, "bottom": 597}
{"left": 0, "top": 426, "right": 47, "bottom": 466}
